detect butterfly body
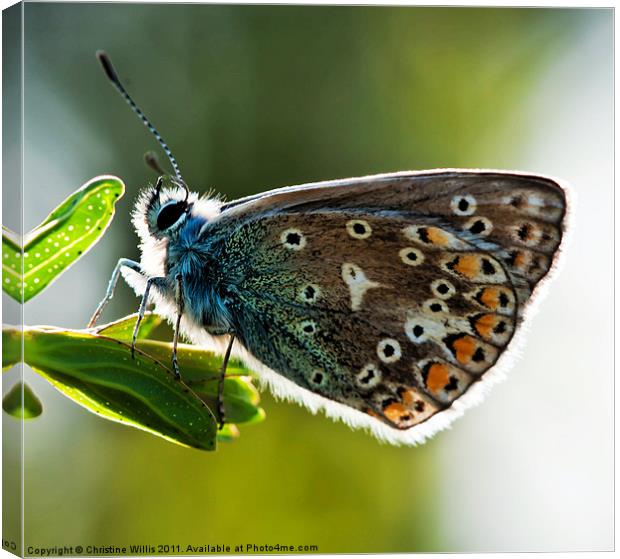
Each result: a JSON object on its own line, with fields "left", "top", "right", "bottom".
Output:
{"left": 117, "top": 169, "right": 568, "bottom": 445}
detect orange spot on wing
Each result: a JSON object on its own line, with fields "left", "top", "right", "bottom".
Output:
{"left": 514, "top": 251, "right": 528, "bottom": 269}
{"left": 455, "top": 254, "right": 480, "bottom": 279}
{"left": 475, "top": 314, "right": 497, "bottom": 338}
{"left": 428, "top": 227, "right": 449, "bottom": 246}
{"left": 480, "top": 287, "right": 499, "bottom": 309}
{"left": 426, "top": 363, "right": 450, "bottom": 393}
{"left": 453, "top": 335, "right": 477, "bottom": 365}
{"left": 384, "top": 402, "right": 410, "bottom": 423}
{"left": 401, "top": 389, "right": 429, "bottom": 414}
{"left": 402, "top": 389, "right": 416, "bottom": 406}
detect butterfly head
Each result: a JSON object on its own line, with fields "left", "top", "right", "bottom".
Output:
{"left": 133, "top": 176, "right": 193, "bottom": 241}
{"left": 133, "top": 176, "right": 223, "bottom": 246}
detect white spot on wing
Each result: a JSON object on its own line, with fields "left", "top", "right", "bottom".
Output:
{"left": 298, "top": 284, "right": 321, "bottom": 304}
{"left": 463, "top": 216, "right": 493, "bottom": 236}
{"left": 308, "top": 370, "right": 327, "bottom": 387}
{"left": 450, "top": 194, "right": 477, "bottom": 216}
{"left": 341, "top": 263, "right": 381, "bottom": 311}
{"left": 404, "top": 315, "right": 446, "bottom": 344}
{"left": 423, "top": 298, "right": 449, "bottom": 314}
{"left": 356, "top": 363, "right": 382, "bottom": 389}
{"left": 298, "top": 320, "right": 317, "bottom": 335}
{"left": 398, "top": 247, "right": 425, "bottom": 266}
{"left": 377, "top": 338, "right": 401, "bottom": 363}
{"left": 513, "top": 222, "right": 542, "bottom": 247}
{"left": 346, "top": 219, "right": 372, "bottom": 239}
{"left": 430, "top": 279, "right": 456, "bottom": 299}
{"left": 281, "top": 228, "right": 307, "bottom": 250}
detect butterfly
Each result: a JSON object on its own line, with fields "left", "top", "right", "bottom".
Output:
{"left": 90, "top": 52, "right": 569, "bottom": 445}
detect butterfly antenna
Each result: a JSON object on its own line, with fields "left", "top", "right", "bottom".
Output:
{"left": 96, "top": 50, "right": 187, "bottom": 190}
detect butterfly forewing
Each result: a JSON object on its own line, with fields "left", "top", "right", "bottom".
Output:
{"left": 211, "top": 171, "right": 567, "bottom": 435}
{"left": 226, "top": 171, "right": 564, "bottom": 299}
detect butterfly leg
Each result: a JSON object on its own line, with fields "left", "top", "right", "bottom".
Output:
{"left": 171, "top": 273, "right": 185, "bottom": 379}
{"left": 88, "top": 258, "right": 143, "bottom": 328}
{"left": 216, "top": 335, "right": 235, "bottom": 430}
{"left": 131, "top": 276, "right": 167, "bottom": 359}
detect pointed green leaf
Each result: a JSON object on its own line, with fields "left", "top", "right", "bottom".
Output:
{"left": 2, "top": 227, "right": 23, "bottom": 302}
{"left": 95, "top": 318, "right": 263, "bottom": 425}
{"left": 2, "top": 325, "right": 21, "bottom": 371}
{"left": 94, "top": 312, "right": 162, "bottom": 341}
{"left": 20, "top": 325, "right": 218, "bottom": 450}
{"left": 217, "top": 423, "right": 240, "bottom": 443}
{"left": 2, "top": 176, "right": 125, "bottom": 303}
{"left": 134, "top": 340, "right": 264, "bottom": 425}
{"left": 3, "top": 319, "right": 264, "bottom": 449}
{"left": 3, "top": 382, "right": 43, "bottom": 419}
{"left": 95, "top": 320, "right": 264, "bottom": 423}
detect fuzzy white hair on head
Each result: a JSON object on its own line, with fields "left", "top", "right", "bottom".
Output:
{"left": 132, "top": 185, "right": 220, "bottom": 239}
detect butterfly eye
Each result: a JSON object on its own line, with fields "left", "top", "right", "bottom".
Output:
{"left": 156, "top": 201, "right": 188, "bottom": 231}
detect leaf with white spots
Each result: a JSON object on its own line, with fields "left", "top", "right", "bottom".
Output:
{"left": 2, "top": 227, "right": 23, "bottom": 302}
{"left": 2, "top": 175, "right": 125, "bottom": 303}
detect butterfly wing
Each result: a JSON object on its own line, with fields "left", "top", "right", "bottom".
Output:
{"left": 214, "top": 170, "right": 568, "bottom": 443}
{"left": 224, "top": 170, "right": 566, "bottom": 306}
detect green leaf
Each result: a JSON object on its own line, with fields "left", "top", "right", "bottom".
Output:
{"left": 93, "top": 320, "right": 264, "bottom": 426}
{"left": 2, "top": 176, "right": 125, "bottom": 303}
{"left": 2, "top": 326, "right": 21, "bottom": 371}
{"left": 217, "top": 423, "right": 240, "bottom": 443}
{"left": 2, "top": 227, "right": 23, "bottom": 302}
{"left": 100, "top": 319, "right": 265, "bottom": 425}
{"left": 133, "top": 340, "right": 265, "bottom": 426}
{"left": 95, "top": 316, "right": 263, "bottom": 424}
{"left": 3, "top": 381, "right": 43, "bottom": 419}
{"left": 94, "top": 312, "right": 162, "bottom": 341}
{"left": 18, "top": 325, "right": 218, "bottom": 450}
{"left": 2, "top": 320, "right": 264, "bottom": 450}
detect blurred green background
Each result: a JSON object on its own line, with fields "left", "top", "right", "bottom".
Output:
{"left": 2, "top": 4, "right": 613, "bottom": 553}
